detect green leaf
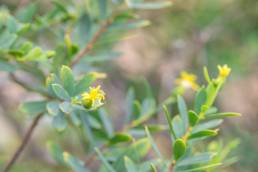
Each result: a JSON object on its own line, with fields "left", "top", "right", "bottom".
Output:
{"left": 124, "top": 156, "right": 137, "bottom": 172}
{"left": 88, "top": 115, "right": 102, "bottom": 129}
{"left": 17, "top": 47, "right": 43, "bottom": 62}
{"left": 63, "top": 152, "right": 90, "bottom": 172}
{"left": 46, "top": 73, "right": 58, "bottom": 96}
{"left": 125, "top": 87, "right": 135, "bottom": 122}
{"left": 173, "top": 139, "right": 186, "bottom": 160}
{"left": 77, "top": 12, "right": 91, "bottom": 46}
{"left": 110, "top": 20, "right": 150, "bottom": 30}
{"left": 163, "top": 105, "right": 176, "bottom": 140}
{"left": 60, "top": 65, "right": 75, "bottom": 96}
{"left": 189, "top": 130, "right": 218, "bottom": 140}
{"left": 177, "top": 95, "right": 188, "bottom": 132}
{"left": 125, "top": 0, "right": 172, "bottom": 10}
{"left": 206, "top": 112, "right": 241, "bottom": 120}
{"left": 143, "top": 79, "right": 153, "bottom": 98}
{"left": 113, "top": 138, "right": 151, "bottom": 171}
{"left": 6, "top": 16, "right": 30, "bottom": 34}
{"left": 8, "top": 49, "right": 24, "bottom": 57}
{"left": 98, "top": 0, "right": 107, "bottom": 19}
{"left": 177, "top": 163, "right": 222, "bottom": 172}
{"left": 52, "top": 84, "right": 70, "bottom": 100}
{"left": 82, "top": 52, "right": 120, "bottom": 63}
{"left": 47, "top": 141, "right": 66, "bottom": 165}
{"left": 52, "top": 0, "right": 69, "bottom": 14}
{"left": 95, "top": 148, "right": 116, "bottom": 172}
{"left": 203, "top": 66, "right": 211, "bottom": 83}
{"left": 7, "top": 16, "right": 18, "bottom": 33}
{"left": 192, "top": 119, "right": 223, "bottom": 133}
{"left": 80, "top": 112, "right": 96, "bottom": 145}
{"left": 205, "top": 107, "right": 218, "bottom": 115}
{"left": 74, "top": 73, "right": 96, "bottom": 95}
{"left": 172, "top": 115, "right": 184, "bottom": 138}
{"left": 188, "top": 111, "right": 199, "bottom": 127}
{"left": 109, "top": 133, "right": 133, "bottom": 145}
{"left": 0, "top": 31, "right": 17, "bottom": 49}
{"left": 145, "top": 126, "right": 162, "bottom": 158}
{"left": 20, "top": 100, "right": 47, "bottom": 117}
{"left": 46, "top": 101, "right": 59, "bottom": 116}
{"left": 59, "top": 101, "right": 72, "bottom": 114}
{"left": 132, "top": 100, "right": 141, "bottom": 120}
{"left": 143, "top": 124, "right": 167, "bottom": 132}
{"left": 20, "top": 41, "right": 33, "bottom": 53}
{"left": 128, "top": 125, "right": 167, "bottom": 137}
{"left": 71, "top": 111, "right": 81, "bottom": 127}
{"left": 140, "top": 98, "right": 156, "bottom": 116}
{"left": 177, "top": 152, "right": 216, "bottom": 167}
{"left": 205, "top": 83, "right": 217, "bottom": 108}
{"left": 150, "top": 163, "right": 158, "bottom": 172}
{"left": 52, "top": 111, "right": 67, "bottom": 132}
{"left": 130, "top": 98, "right": 156, "bottom": 128}
{"left": 0, "top": 61, "right": 16, "bottom": 72}
{"left": 99, "top": 108, "right": 114, "bottom": 138}
{"left": 194, "top": 88, "right": 206, "bottom": 114}
{"left": 16, "top": 3, "right": 37, "bottom": 22}
{"left": 113, "top": 11, "right": 136, "bottom": 21}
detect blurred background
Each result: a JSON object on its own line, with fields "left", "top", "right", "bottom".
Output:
{"left": 0, "top": 0, "right": 258, "bottom": 171}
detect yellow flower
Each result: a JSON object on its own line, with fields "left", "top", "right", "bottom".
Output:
{"left": 81, "top": 85, "right": 105, "bottom": 109}
{"left": 217, "top": 65, "right": 231, "bottom": 78}
{"left": 175, "top": 71, "right": 199, "bottom": 90}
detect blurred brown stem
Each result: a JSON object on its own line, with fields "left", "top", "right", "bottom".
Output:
{"left": 9, "top": 73, "right": 36, "bottom": 93}
{"left": 70, "top": 16, "right": 114, "bottom": 67}
{"left": 9, "top": 73, "right": 52, "bottom": 98}
{"left": 3, "top": 113, "right": 43, "bottom": 172}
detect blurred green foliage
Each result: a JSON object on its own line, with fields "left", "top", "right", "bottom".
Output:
{"left": 0, "top": 0, "right": 254, "bottom": 171}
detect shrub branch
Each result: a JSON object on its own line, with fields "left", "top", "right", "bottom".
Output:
{"left": 70, "top": 16, "right": 114, "bottom": 67}
{"left": 3, "top": 113, "right": 44, "bottom": 172}
{"left": 5, "top": 12, "right": 115, "bottom": 172}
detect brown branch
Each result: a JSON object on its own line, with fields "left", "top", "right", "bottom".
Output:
{"left": 70, "top": 17, "right": 114, "bottom": 67}
{"left": 3, "top": 113, "right": 44, "bottom": 172}
{"left": 9, "top": 73, "right": 36, "bottom": 93}
{"left": 9, "top": 73, "right": 52, "bottom": 99}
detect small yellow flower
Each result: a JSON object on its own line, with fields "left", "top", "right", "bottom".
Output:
{"left": 81, "top": 85, "right": 105, "bottom": 109}
{"left": 217, "top": 65, "right": 231, "bottom": 78}
{"left": 175, "top": 71, "right": 199, "bottom": 90}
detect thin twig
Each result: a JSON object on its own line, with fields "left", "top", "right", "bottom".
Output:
{"left": 9, "top": 73, "right": 36, "bottom": 93}
{"left": 70, "top": 16, "right": 114, "bottom": 67}
{"left": 9, "top": 73, "right": 52, "bottom": 98}
{"left": 3, "top": 113, "right": 44, "bottom": 172}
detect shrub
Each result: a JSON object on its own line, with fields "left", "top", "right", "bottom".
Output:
{"left": 0, "top": 1, "right": 240, "bottom": 172}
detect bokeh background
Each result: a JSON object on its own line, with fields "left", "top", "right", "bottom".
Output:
{"left": 0, "top": 0, "right": 258, "bottom": 171}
